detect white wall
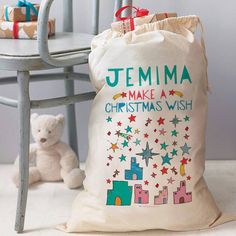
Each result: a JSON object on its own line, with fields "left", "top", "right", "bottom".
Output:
{"left": 0, "top": 0, "right": 235, "bottom": 163}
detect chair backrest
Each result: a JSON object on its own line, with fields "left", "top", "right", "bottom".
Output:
{"left": 63, "top": 0, "right": 133, "bottom": 35}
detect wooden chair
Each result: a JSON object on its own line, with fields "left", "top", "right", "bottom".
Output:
{"left": 0, "top": 0, "right": 133, "bottom": 233}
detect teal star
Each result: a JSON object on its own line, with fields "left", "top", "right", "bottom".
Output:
{"left": 170, "top": 148, "right": 178, "bottom": 156}
{"left": 106, "top": 116, "right": 112, "bottom": 122}
{"left": 171, "top": 130, "right": 178, "bottom": 137}
{"left": 170, "top": 115, "right": 182, "bottom": 128}
{"left": 161, "top": 153, "right": 172, "bottom": 165}
{"left": 160, "top": 142, "right": 169, "bottom": 150}
{"left": 180, "top": 143, "right": 191, "bottom": 155}
{"left": 184, "top": 115, "right": 190, "bottom": 122}
{"left": 125, "top": 125, "right": 132, "bottom": 133}
{"left": 136, "top": 142, "right": 159, "bottom": 167}
{"left": 119, "top": 154, "right": 126, "bottom": 162}
{"left": 122, "top": 140, "right": 129, "bottom": 147}
{"left": 134, "top": 138, "right": 141, "bottom": 146}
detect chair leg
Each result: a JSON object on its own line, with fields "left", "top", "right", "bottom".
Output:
{"left": 64, "top": 67, "right": 79, "bottom": 164}
{"left": 15, "top": 71, "right": 31, "bottom": 233}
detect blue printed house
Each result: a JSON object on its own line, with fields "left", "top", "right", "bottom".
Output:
{"left": 125, "top": 157, "right": 143, "bottom": 180}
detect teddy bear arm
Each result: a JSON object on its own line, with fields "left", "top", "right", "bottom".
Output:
{"left": 56, "top": 142, "right": 79, "bottom": 173}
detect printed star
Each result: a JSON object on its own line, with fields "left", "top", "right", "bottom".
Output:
{"left": 159, "top": 128, "right": 167, "bottom": 136}
{"left": 106, "top": 163, "right": 110, "bottom": 166}
{"left": 185, "top": 126, "right": 189, "bottom": 131}
{"left": 155, "top": 138, "right": 159, "bottom": 143}
{"left": 136, "top": 142, "right": 159, "bottom": 167}
{"left": 129, "top": 148, "right": 132, "bottom": 152}
{"left": 144, "top": 133, "right": 149, "bottom": 138}
{"left": 187, "top": 175, "right": 192, "bottom": 181}
{"left": 170, "top": 115, "right": 182, "bottom": 128}
{"left": 167, "top": 177, "right": 175, "bottom": 184}
{"left": 155, "top": 183, "right": 159, "bottom": 188}
{"left": 171, "top": 166, "right": 178, "bottom": 175}
{"left": 170, "top": 148, "right": 178, "bottom": 156}
{"left": 119, "top": 154, "right": 126, "bottom": 162}
{"left": 106, "top": 179, "right": 111, "bottom": 184}
{"left": 107, "top": 155, "right": 113, "bottom": 161}
{"left": 121, "top": 92, "right": 127, "bottom": 98}
{"left": 171, "top": 130, "right": 178, "bottom": 137}
{"left": 184, "top": 134, "right": 190, "bottom": 140}
{"left": 128, "top": 114, "right": 136, "bottom": 122}
{"left": 172, "top": 141, "right": 178, "bottom": 146}
{"left": 184, "top": 115, "right": 190, "bottom": 122}
{"left": 160, "top": 142, "right": 169, "bottom": 150}
{"left": 115, "top": 130, "right": 121, "bottom": 137}
{"left": 157, "top": 117, "right": 165, "bottom": 125}
{"left": 144, "top": 180, "right": 149, "bottom": 185}
{"left": 153, "top": 163, "right": 158, "bottom": 169}
{"left": 181, "top": 157, "right": 188, "bottom": 165}
{"left": 169, "top": 90, "right": 175, "bottom": 96}
{"left": 161, "top": 166, "right": 168, "bottom": 175}
{"left": 113, "top": 169, "right": 120, "bottom": 177}
{"left": 110, "top": 142, "right": 119, "bottom": 152}
{"left": 180, "top": 143, "right": 191, "bottom": 155}
{"left": 121, "top": 140, "right": 129, "bottom": 148}
{"left": 135, "top": 129, "right": 140, "bottom": 134}
{"left": 106, "top": 116, "right": 112, "bottom": 122}
{"left": 125, "top": 126, "right": 132, "bottom": 133}
{"left": 161, "top": 153, "right": 173, "bottom": 165}
{"left": 117, "top": 121, "right": 122, "bottom": 126}
{"left": 134, "top": 138, "right": 141, "bottom": 146}
{"left": 151, "top": 172, "right": 157, "bottom": 178}
{"left": 146, "top": 118, "right": 152, "bottom": 126}
{"left": 107, "top": 131, "right": 111, "bottom": 136}
{"left": 154, "top": 129, "right": 157, "bottom": 133}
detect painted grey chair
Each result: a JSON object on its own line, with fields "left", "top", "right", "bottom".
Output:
{"left": 0, "top": 0, "right": 133, "bottom": 233}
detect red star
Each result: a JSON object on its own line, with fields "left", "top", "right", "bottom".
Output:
{"left": 115, "top": 130, "right": 121, "bottom": 136}
{"left": 151, "top": 172, "right": 157, "bottom": 178}
{"left": 106, "top": 179, "right": 111, "bottom": 184}
{"left": 108, "top": 155, "right": 113, "bottom": 161}
{"left": 161, "top": 167, "right": 168, "bottom": 175}
{"left": 153, "top": 163, "right": 158, "bottom": 169}
{"left": 155, "top": 138, "right": 159, "bottom": 143}
{"left": 154, "top": 129, "right": 157, "bottom": 133}
{"left": 157, "top": 117, "right": 165, "bottom": 125}
{"left": 155, "top": 183, "right": 159, "bottom": 188}
{"left": 171, "top": 166, "right": 177, "bottom": 173}
{"left": 144, "top": 133, "right": 149, "bottom": 138}
{"left": 181, "top": 157, "right": 188, "bottom": 165}
{"left": 144, "top": 180, "right": 149, "bottom": 185}
{"left": 121, "top": 92, "right": 127, "bottom": 98}
{"left": 117, "top": 121, "right": 122, "bottom": 126}
{"left": 187, "top": 175, "right": 191, "bottom": 181}
{"left": 107, "top": 131, "right": 111, "bottom": 136}
{"left": 129, "top": 148, "right": 132, "bottom": 152}
{"left": 185, "top": 126, "right": 189, "bottom": 131}
{"left": 128, "top": 114, "right": 136, "bottom": 122}
{"left": 184, "top": 134, "right": 190, "bottom": 140}
{"left": 169, "top": 90, "right": 175, "bottom": 96}
{"left": 159, "top": 128, "right": 166, "bottom": 136}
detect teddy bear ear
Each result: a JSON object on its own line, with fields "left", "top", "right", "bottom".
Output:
{"left": 31, "top": 113, "right": 39, "bottom": 122}
{"left": 56, "top": 114, "right": 65, "bottom": 125}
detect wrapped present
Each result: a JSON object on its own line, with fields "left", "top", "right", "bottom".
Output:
{"left": 112, "top": 12, "right": 177, "bottom": 34}
{"left": 1, "top": 1, "right": 39, "bottom": 22}
{"left": 0, "top": 18, "right": 55, "bottom": 39}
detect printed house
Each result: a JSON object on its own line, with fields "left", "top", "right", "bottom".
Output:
{"left": 107, "top": 181, "right": 132, "bottom": 206}
{"left": 125, "top": 157, "right": 143, "bottom": 180}
{"left": 173, "top": 181, "right": 192, "bottom": 204}
{"left": 134, "top": 184, "right": 149, "bottom": 204}
{"left": 154, "top": 186, "right": 168, "bottom": 205}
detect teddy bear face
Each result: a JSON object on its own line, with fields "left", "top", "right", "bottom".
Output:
{"left": 31, "top": 114, "right": 65, "bottom": 148}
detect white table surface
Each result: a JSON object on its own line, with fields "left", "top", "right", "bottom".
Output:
{"left": 0, "top": 161, "right": 236, "bottom": 236}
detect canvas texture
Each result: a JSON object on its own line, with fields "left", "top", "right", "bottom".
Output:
{"left": 59, "top": 15, "right": 235, "bottom": 233}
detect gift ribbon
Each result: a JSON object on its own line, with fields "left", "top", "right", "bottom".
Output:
{"left": 5, "top": 0, "right": 38, "bottom": 22}
{"left": 13, "top": 22, "right": 19, "bottom": 39}
{"left": 115, "top": 5, "right": 149, "bottom": 32}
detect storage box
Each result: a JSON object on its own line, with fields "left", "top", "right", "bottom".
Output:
{"left": 0, "top": 18, "right": 55, "bottom": 39}
{"left": 1, "top": 4, "right": 40, "bottom": 22}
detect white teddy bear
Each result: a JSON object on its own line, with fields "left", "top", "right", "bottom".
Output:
{"left": 12, "top": 113, "right": 85, "bottom": 189}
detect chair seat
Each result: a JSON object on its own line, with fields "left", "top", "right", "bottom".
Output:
{"left": 0, "top": 32, "right": 94, "bottom": 57}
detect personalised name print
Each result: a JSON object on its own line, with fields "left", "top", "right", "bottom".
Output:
{"left": 105, "top": 65, "right": 193, "bottom": 114}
